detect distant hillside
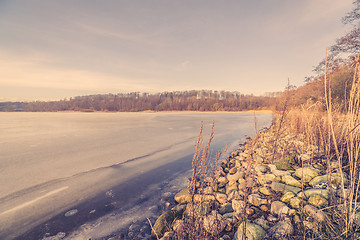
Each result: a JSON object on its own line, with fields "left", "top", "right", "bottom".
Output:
{"left": 0, "top": 90, "right": 278, "bottom": 112}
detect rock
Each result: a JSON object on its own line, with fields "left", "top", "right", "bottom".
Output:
{"left": 270, "top": 201, "right": 290, "bottom": 216}
{"left": 203, "top": 211, "right": 227, "bottom": 236}
{"left": 268, "top": 219, "right": 294, "bottom": 239}
{"left": 193, "top": 194, "right": 216, "bottom": 202}
{"left": 258, "top": 174, "right": 276, "bottom": 185}
{"left": 216, "top": 193, "right": 228, "bottom": 204}
{"left": 232, "top": 199, "right": 246, "bottom": 213}
{"left": 227, "top": 171, "right": 243, "bottom": 182}
{"left": 253, "top": 217, "right": 270, "bottom": 230}
{"left": 248, "top": 194, "right": 267, "bottom": 207}
{"left": 289, "top": 197, "right": 303, "bottom": 209}
{"left": 274, "top": 158, "right": 294, "bottom": 171}
{"left": 259, "top": 186, "right": 272, "bottom": 196}
{"left": 229, "top": 167, "right": 238, "bottom": 175}
{"left": 270, "top": 182, "right": 301, "bottom": 194}
{"left": 174, "top": 188, "right": 191, "bottom": 204}
{"left": 309, "top": 173, "right": 348, "bottom": 188}
{"left": 219, "top": 203, "right": 234, "bottom": 214}
{"left": 223, "top": 212, "right": 235, "bottom": 222}
{"left": 280, "top": 191, "right": 296, "bottom": 203}
{"left": 282, "top": 175, "right": 302, "bottom": 188}
{"left": 268, "top": 164, "right": 277, "bottom": 172}
{"left": 303, "top": 221, "right": 319, "bottom": 233}
{"left": 203, "top": 186, "right": 214, "bottom": 194}
{"left": 231, "top": 151, "right": 239, "bottom": 157}
{"left": 260, "top": 205, "right": 268, "bottom": 212}
{"left": 303, "top": 205, "right": 326, "bottom": 222}
{"left": 295, "top": 167, "right": 318, "bottom": 183}
{"left": 226, "top": 184, "right": 238, "bottom": 195}
{"left": 300, "top": 153, "right": 311, "bottom": 161}
{"left": 218, "top": 176, "right": 229, "bottom": 184}
{"left": 152, "top": 210, "right": 181, "bottom": 238}
{"left": 298, "top": 189, "right": 330, "bottom": 199}
{"left": 272, "top": 169, "right": 291, "bottom": 177}
{"left": 253, "top": 155, "right": 264, "bottom": 163}
{"left": 234, "top": 222, "right": 266, "bottom": 240}
{"left": 172, "top": 220, "right": 185, "bottom": 238}
{"left": 255, "top": 165, "right": 269, "bottom": 174}
{"left": 308, "top": 195, "right": 328, "bottom": 208}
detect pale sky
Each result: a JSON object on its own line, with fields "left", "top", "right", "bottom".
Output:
{"left": 0, "top": 0, "right": 354, "bottom": 101}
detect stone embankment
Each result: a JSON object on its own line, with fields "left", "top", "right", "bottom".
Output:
{"left": 151, "top": 128, "right": 353, "bottom": 239}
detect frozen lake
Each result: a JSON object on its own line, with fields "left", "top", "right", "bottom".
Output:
{"left": 0, "top": 112, "right": 272, "bottom": 239}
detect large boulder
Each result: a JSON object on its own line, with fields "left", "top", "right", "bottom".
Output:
{"left": 309, "top": 173, "right": 348, "bottom": 188}
{"left": 234, "top": 222, "right": 266, "bottom": 240}
{"left": 303, "top": 205, "right": 326, "bottom": 222}
{"left": 308, "top": 195, "right": 328, "bottom": 208}
{"left": 152, "top": 209, "right": 182, "bottom": 238}
{"left": 268, "top": 219, "right": 294, "bottom": 239}
{"left": 248, "top": 194, "right": 268, "bottom": 207}
{"left": 232, "top": 199, "right": 246, "bottom": 213}
{"left": 174, "top": 188, "right": 191, "bottom": 204}
{"left": 298, "top": 189, "right": 330, "bottom": 199}
{"left": 295, "top": 167, "right": 318, "bottom": 183}
{"left": 270, "top": 182, "right": 301, "bottom": 194}
{"left": 271, "top": 201, "right": 290, "bottom": 216}
{"left": 282, "top": 175, "right": 302, "bottom": 188}
{"left": 203, "top": 211, "right": 227, "bottom": 236}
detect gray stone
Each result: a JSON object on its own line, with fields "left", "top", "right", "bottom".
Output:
{"left": 270, "top": 201, "right": 290, "bottom": 216}
{"left": 216, "top": 193, "right": 228, "bottom": 204}
{"left": 270, "top": 182, "right": 301, "bottom": 194}
{"left": 226, "top": 184, "right": 238, "bottom": 195}
{"left": 309, "top": 173, "right": 348, "bottom": 188}
{"left": 303, "top": 205, "right": 326, "bottom": 222}
{"left": 253, "top": 217, "right": 270, "bottom": 230}
{"left": 282, "top": 175, "right": 302, "bottom": 188}
{"left": 308, "top": 195, "right": 328, "bottom": 208}
{"left": 227, "top": 171, "right": 243, "bottom": 182}
{"left": 203, "top": 211, "right": 227, "bottom": 236}
{"left": 268, "top": 164, "right": 277, "bottom": 172}
{"left": 219, "top": 203, "right": 234, "bottom": 215}
{"left": 232, "top": 199, "right": 246, "bottom": 213}
{"left": 248, "top": 194, "right": 267, "bottom": 207}
{"left": 268, "top": 219, "right": 294, "bottom": 238}
{"left": 258, "top": 174, "right": 276, "bottom": 185}
{"left": 218, "top": 176, "right": 229, "bottom": 184}
{"left": 298, "top": 189, "right": 330, "bottom": 199}
{"left": 259, "top": 186, "right": 272, "bottom": 196}
{"left": 272, "top": 169, "right": 291, "bottom": 177}
{"left": 280, "top": 191, "right": 296, "bottom": 203}
{"left": 255, "top": 165, "right": 269, "bottom": 174}
{"left": 229, "top": 167, "right": 238, "bottom": 175}
{"left": 289, "top": 197, "right": 303, "bottom": 209}
{"left": 295, "top": 167, "right": 318, "bottom": 183}
{"left": 234, "top": 222, "right": 266, "bottom": 240}
{"left": 152, "top": 210, "right": 182, "bottom": 238}
{"left": 174, "top": 188, "right": 191, "bottom": 204}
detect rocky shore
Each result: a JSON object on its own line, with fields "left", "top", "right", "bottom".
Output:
{"left": 149, "top": 126, "right": 355, "bottom": 239}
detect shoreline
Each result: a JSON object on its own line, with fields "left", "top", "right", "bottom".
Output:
{"left": 0, "top": 110, "right": 273, "bottom": 114}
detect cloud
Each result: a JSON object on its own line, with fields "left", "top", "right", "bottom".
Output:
{"left": 76, "top": 22, "right": 158, "bottom": 46}
{"left": 176, "top": 60, "right": 190, "bottom": 70}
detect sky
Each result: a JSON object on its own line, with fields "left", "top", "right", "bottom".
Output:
{"left": 0, "top": 0, "right": 355, "bottom": 101}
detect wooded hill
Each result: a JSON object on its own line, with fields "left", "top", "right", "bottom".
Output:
{"left": 0, "top": 90, "right": 278, "bottom": 112}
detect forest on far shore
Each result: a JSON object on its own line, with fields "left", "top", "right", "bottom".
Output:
{"left": 0, "top": 90, "right": 279, "bottom": 112}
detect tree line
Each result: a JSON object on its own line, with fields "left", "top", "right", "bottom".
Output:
{"left": 0, "top": 90, "right": 278, "bottom": 112}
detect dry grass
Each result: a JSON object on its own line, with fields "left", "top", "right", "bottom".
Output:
{"left": 278, "top": 53, "right": 360, "bottom": 239}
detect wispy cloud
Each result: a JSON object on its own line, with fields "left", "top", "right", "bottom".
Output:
{"left": 76, "top": 22, "right": 158, "bottom": 46}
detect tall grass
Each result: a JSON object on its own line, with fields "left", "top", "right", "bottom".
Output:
{"left": 281, "top": 53, "right": 360, "bottom": 238}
